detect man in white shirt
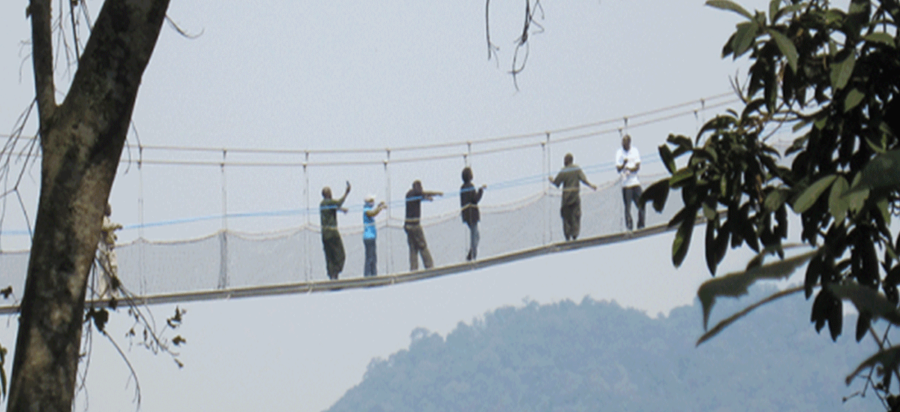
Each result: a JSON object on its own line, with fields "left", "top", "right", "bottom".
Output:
{"left": 615, "top": 135, "right": 645, "bottom": 231}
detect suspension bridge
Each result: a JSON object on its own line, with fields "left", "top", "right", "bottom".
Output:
{"left": 0, "top": 93, "right": 747, "bottom": 314}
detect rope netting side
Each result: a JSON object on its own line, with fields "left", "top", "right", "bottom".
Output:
{"left": 0, "top": 93, "right": 745, "bottom": 301}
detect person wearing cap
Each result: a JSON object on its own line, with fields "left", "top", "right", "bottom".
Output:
{"left": 97, "top": 203, "right": 122, "bottom": 298}
{"left": 549, "top": 153, "right": 597, "bottom": 241}
{"left": 404, "top": 180, "right": 442, "bottom": 270}
{"left": 320, "top": 181, "right": 351, "bottom": 280}
{"left": 616, "top": 134, "right": 644, "bottom": 231}
{"left": 460, "top": 166, "right": 486, "bottom": 261}
{"left": 362, "top": 194, "right": 387, "bottom": 277}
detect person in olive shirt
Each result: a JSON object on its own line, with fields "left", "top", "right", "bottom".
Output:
{"left": 405, "top": 180, "right": 442, "bottom": 270}
{"left": 549, "top": 153, "right": 597, "bottom": 241}
{"left": 320, "top": 182, "right": 351, "bottom": 280}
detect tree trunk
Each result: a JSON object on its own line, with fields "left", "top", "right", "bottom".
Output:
{"left": 8, "top": 1, "right": 170, "bottom": 410}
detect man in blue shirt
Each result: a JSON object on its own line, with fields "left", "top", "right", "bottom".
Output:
{"left": 362, "top": 194, "right": 387, "bottom": 277}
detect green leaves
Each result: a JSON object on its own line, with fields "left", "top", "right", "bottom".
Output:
{"left": 828, "top": 176, "right": 850, "bottom": 223}
{"left": 641, "top": 178, "right": 670, "bottom": 213}
{"left": 672, "top": 209, "right": 697, "bottom": 268}
{"left": 864, "top": 32, "right": 896, "bottom": 47}
{"left": 792, "top": 175, "right": 837, "bottom": 213}
{"left": 843, "top": 88, "right": 865, "bottom": 112}
{"left": 830, "top": 51, "right": 856, "bottom": 91}
{"left": 669, "top": 168, "right": 695, "bottom": 188}
{"left": 658, "top": 144, "right": 676, "bottom": 174}
{"left": 706, "top": 0, "right": 753, "bottom": 19}
{"left": 732, "top": 22, "right": 760, "bottom": 58}
{"left": 697, "top": 286, "right": 804, "bottom": 346}
{"left": 768, "top": 0, "right": 780, "bottom": 24}
{"left": 829, "top": 283, "right": 900, "bottom": 325}
{"left": 671, "top": 3, "right": 900, "bottom": 388}
{"left": 764, "top": 188, "right": 791, "bottom": 212}
{"left": 705, "top": 216, "right": 729, "bottom": 275}
{"left": 0, "top": 343, "right": 6, "bottom": 400}
{"left": 769, "top": 29, "right": 798, "bottom": 72}
{"left": 851, "top": 149, "right": 900, "bottom": 192}
{"left": 697, "top": 248, "right": 817, "bottom": 330}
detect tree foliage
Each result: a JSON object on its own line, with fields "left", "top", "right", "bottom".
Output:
{"left": 642, "top": 0, "right": 900, "bottom": 407}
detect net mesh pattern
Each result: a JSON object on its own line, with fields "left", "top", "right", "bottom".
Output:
{"left": 1, "top": 182, "right": 682, "bottom": 297}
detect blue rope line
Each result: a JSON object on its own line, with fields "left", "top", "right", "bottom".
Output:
{"left": 0, "top": 154, "right": 663, "bottom": 236}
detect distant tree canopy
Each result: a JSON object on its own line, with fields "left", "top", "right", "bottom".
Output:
{"left": 640, "top": 0, "right": 900, "bottom": 408}
{"left": 327, "top": 290, "right": 876, "bottom": 412}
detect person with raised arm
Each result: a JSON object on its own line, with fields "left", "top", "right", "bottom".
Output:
{"left": 320, "top": 181, "right": 351, "bottom": 280}
{"left": 362, "top": 194, "right": 387, "bottom": 277}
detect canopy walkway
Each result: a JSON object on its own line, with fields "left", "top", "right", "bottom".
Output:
{"left": 0, "top": 93, "right": 744, "bottom": 314}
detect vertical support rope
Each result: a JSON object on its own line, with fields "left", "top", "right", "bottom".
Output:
{"left": 218, "top": 150, "right": 228, "bottom": 290}
{"left": 460, "top": 154, "right": 467, "bottom": 259}
{"left": 138, "top": 144, "right": 146, "bottom": 295}
{"left": 304, "top": 151, "right": 311, "bottom": 282}
{"left": 221, "top": 150, "right": 228, "bottom": 230}
{"left": 384, "top": 149, "right": 392, "bottom": 275}
{"left": 541, "top": 140, "right": 547, "bottom": 246}
{"left": 620, "top": 118, "right": 629, "bottom": 233}
{"left": 544, "top": 132, "right": 551, "bottom": 245}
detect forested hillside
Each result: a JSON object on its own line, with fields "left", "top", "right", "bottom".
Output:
{"left": 326, "top": 287, "right": 885, "bottom": 412}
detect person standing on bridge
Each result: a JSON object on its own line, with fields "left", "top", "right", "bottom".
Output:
{"left": 405, "top": 180, "right": 442, "bottom": 271}
{"left": 549, "top": 153, "right": 597, "bottom": 241}
{"left": 97, "top": 203, "right": 122, "bottom": 298}
{"left": 320, "top": 182, "right": 351, "bottom": 280}
{"left": 362, "top": 194, "right": 387, "bottom": 277}
{"left": 616, "top": 134, "right": 645, "bottom": 231}
{"left": 460, "top": 167, "right": 486, "bottom": 261}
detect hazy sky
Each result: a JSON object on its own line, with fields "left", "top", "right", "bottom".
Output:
{"left": 0, "top": 1, "right": 792, "bottom": 411}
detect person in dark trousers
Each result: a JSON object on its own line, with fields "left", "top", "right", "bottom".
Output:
{"left": 549, "top": 153, "right": 597, "bottom": 241}
{"left": 405, "top": 180, "right": 442, "bottom": 271}
{"left": 320, "top": 182, "right": 351, "bottom": 279}
{"left": 362, "top": 194, "right": 387, "bottom": 277}
{"left": 616, "top": 134, "right": 645, "bottom": 231}
{"left": 460, "top": 167, "right": 486, "bottom": 261}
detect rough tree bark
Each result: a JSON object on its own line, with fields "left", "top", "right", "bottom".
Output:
{"left": 8, "top": 0, "right": 170, "bottom": 410}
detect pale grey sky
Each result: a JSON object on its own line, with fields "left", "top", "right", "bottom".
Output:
{"left": 0, "top": 1, "right": 788, "bottom": 411}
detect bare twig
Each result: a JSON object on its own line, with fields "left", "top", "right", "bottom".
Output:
{"left": 165, "top": 15, "right": 204, "bottom": 39}
{"left": 101, "top": 330, "right": 143, "bottom": 408}
{"left": 485, "top": 0, "right": 545, "bottom": 90}
{"left": 484, "top": 0, "right": 500, "bottom": 65}
{"left": 510, "top": 0, "right": 544, "bottom": 91}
